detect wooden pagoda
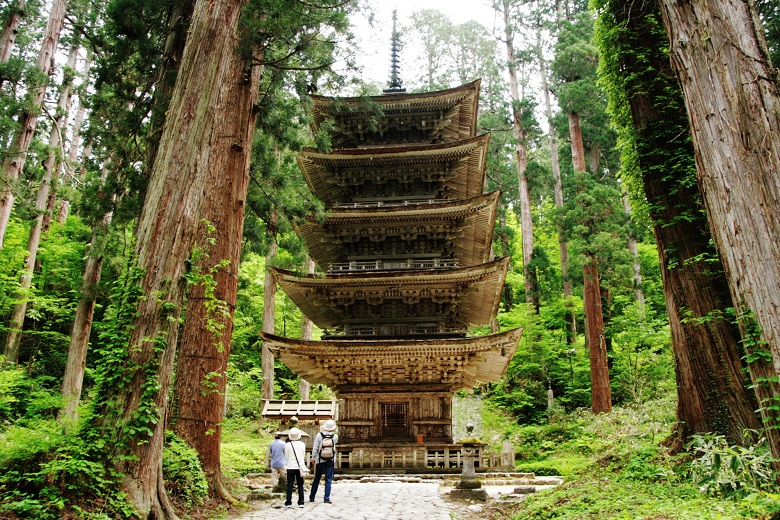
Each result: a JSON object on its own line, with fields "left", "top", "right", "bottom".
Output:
{"left": 262, "top": 80, "right": 522, "bottom": 471}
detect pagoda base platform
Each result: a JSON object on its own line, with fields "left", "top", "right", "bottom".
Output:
{"left": 334, "top": 442, "right": 507, "bottom": 473}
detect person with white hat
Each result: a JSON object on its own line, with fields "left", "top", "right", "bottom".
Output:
{"left": 309, "top": 419, "right": 338, "bottom": 504}
{"left": 284, "top": 427, "right": 308, "bottom": 508}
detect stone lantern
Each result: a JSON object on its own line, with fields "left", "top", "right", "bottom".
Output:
{"left": 455, "top": 423, "right": 487, "bottom": 497}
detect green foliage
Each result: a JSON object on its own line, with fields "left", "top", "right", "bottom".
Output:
{"left": 162, "top": 431, "right": 208, "bottom": 506}
{"left": 0, "top": 363, "right": 26, "bottom": 421}
{"left": 226, "top": 366, "right": 264, "bottom": 419}
{"left": 220, "top": 417, "right": 268, "bottom": 478}
{"left": 0, "top": 363, "right": 62, "bottom": 425}
{"left": 758, "top": 0, "right": 780, "bottom": 66}
{"left": 688, "top": 432, "right": 776, "bottom": 499}
{"left": 0, "top": 418, "right": 134, "bottom": 519}
{"left": 502, "top": 397, "right": 776, "bottom": 519}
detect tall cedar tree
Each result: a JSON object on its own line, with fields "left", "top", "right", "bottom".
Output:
{"left": 553, "top": 12, "right": 613, "bottom": 412}
{"left": 658, "top": 0, "right": 780, "bottom": 469}
{"left": 87, "top": 0, "right": 257, "bottom": 516}
{"left": 593, "top": 0, "right": 763, "bottom": 450}
{"left": 172, "top": 41, "right": 262, "bottom": 500}
{"left": 3, "top": 44, "right": 78, "bottom": 361}
{"left": 59, "top": 0, "right": 187, "bottom": 422}
{"left": 0, "top": 0, "right": 65, "bottom": 254}
{"left": 174, "top": 2, "right": 348, "bottom": 495}
{"left": 536, "top": 25, "right": 574, "bottom": 340}
{"left": 494, "top": 0, "right": 539, "bottom": 312}
{"left": 0, "top": 0, "right": 25, "bottom": 66}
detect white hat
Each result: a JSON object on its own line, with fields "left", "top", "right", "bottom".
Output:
{"left": 322, "top": 419, "right": 336, "bottom": 431}
{"left": 288, "top": 427, "right": 302, "bottom": 440}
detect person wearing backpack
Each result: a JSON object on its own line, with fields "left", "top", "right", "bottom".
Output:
{"left": 309, "top": 419, "right": 338, "bottom": 504}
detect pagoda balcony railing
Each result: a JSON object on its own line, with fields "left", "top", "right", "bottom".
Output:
{"left": 332, "top": 199, "right": 449, "bottom": 209}
{"left": 328, "top": 259, "right": 458, "bottom": 273}
{"left": 333, "top": 324, "right": 464, "bottom": 337}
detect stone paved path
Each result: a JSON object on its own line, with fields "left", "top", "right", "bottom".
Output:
{"left": 235, "top": 481, "right": 454, "bottom": 520}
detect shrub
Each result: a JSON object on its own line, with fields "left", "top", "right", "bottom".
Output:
{"left": 687, "top": 431, "right": 775, "bottom": 498}
{"left": 220, "top": 439, "right": 266, "bottom": 478}
{"left": 162, "top": 431, "right": 208, "bottom": 506}
{"left": 226, "top": 366, "right": 264, "bottom": 418}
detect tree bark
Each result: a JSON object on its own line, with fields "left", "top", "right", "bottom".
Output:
{"left": 537, "top": 29, "right": 573, "bottom": 329}
{"left": 262, "top": 209, "right": 278, "bottom": 400}
{"left": 3, "top": 42, "right": 77, "bottom": 362}
{"left": 89, "top": 1, "right": 251, "bottom": 517}
{"left": 52, "top": 53, "right": 91, "bottom": 228}
{"left": 40, "top": 45, "right": 79, "bottom": 240}
{"left": 598, "top": 0, "right": 765, "bottom": 450}
{"left": 0, "top": 0, "right": 25, "bottom": 75}
{"left": 173, "top": 23, "right": 261, "bottom": 500}
{"left": 583, "top": 261, "right": 612, "bottom": 413}
{"left": 144, "top": 0, "right": 195, "bottom": 184}
{"left": 60, "top": 164, "right": 112, "bottom": 423}
{"left": 500, "top": 0, "right": 537, "bottom": 311}
{"left": 621, "top": 193, "right": 645, "bottom": 311}
{"left": 568, "top": 111, "right": 587, "bottom": 173}
{"left": 298, "top": 256, "right": 314, "bottom": 399}
{"left": 0, "top": 0, "right": 67, "bottom": 250}
{"left": 658, "top": 0, "right": 780, "bottom": 463}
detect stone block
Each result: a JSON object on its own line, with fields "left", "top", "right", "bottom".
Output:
{"left": 447, "top": 488, "right": 489, "bottom": 501}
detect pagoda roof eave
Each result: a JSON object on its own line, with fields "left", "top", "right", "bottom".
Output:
{"left": 270, "top": 257, "right": 510, "bottom": 330}
{"left": 297, "top": 135, "right": 490, "bottom": 207}
{"left": 300, "top": 133, "right": 490, "bottom": 158}
{"left": 262, "top": 327, "right": 523, "bottom": 390}
{"left": 310, "top": 80, "right": 481, "bottom": 147}
{"left": 295, "top": 191, "right": 500, "bottom": 269}
{"left": 310, "top": 79, "right": 480, "bottom": 109}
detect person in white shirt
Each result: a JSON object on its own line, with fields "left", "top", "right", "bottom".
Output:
{"left": 309, "top": 419, "right": 338, "bottom": 504}
{"left": 284, "top": 427, "right": 307, "bottom": 508}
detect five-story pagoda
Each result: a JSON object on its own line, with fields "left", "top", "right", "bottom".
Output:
{"left": 262, "top": 78, "right": 522, "bottom": 471}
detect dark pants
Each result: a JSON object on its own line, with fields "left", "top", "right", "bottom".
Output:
{"left": 309, "top": 459, "right": 335, "bottom": 502}
{"left": 285, "top": 469, "right": 304, "bottom": 506}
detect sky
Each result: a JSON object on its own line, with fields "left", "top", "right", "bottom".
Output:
{"left": 347, "top": 0, "right": 500, "bottom": 90}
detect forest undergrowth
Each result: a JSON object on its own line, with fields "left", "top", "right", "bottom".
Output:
{"left": 1, "top": 364, "right": 779, "bottom": 519}
{"left": 202, "top": 393, "right": 780, "bottom": 520}
{"left": 480, "top": 396, "right": 779, "bottom": 520}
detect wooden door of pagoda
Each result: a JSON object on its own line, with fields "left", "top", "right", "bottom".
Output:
{"left": 380, "top": 401, "right": 410, "bottom": 439}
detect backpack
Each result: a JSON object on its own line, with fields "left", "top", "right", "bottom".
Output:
{"left": 319, "top": 432, "right": 335, "bottom": 459}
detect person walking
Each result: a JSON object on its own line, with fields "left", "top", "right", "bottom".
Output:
{"left": 309, "top": 419, "right": 338, "bottom": 504}
{"left": 284, "top": 427, "right": 308, "bottom": 508}
{"left": 268, "top": 432, "right": 287, "bottom": 492}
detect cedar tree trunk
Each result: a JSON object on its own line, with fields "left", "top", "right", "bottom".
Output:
{"left": 0, "top": 0, "right": 25, "bottom": 77}
{"left": 600, "top": 0, "right": 765, "bottom": 449}
{"left": 583, "top": 261, "right": 612, "bottom": 413}
{"left": 3, "top": 43, "right": 76, "bottom": 362}
{"left": 538, "top": 30, "right": 575, "bottom": 340}
{"left": 501, "top": 0, "right": 538, "bottom": 311}
{"left": 89, "top": 1, "right": 251, "bottom": 517}
{"left": 172, "top": 35, "right": 262, "bottom": 500}
{"left": 262, "top": 209, "right": 278, "bottom": 400}
{"left": 0, "top": 0, "right": 66, "bottom": 249}
{"left": 658, "top": 0, "right": 780, "bottom": 463}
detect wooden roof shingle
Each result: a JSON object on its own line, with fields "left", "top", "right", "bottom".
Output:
{"left": 262, "top": 327, "right": 523, "bottom": 390}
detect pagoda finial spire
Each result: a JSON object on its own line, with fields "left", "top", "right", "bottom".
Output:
{"left": 383, "top": 9, "right": 406, "bottom": 94}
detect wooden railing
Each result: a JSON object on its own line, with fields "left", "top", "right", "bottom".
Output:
{"left": 334, "top": 445, "right": 509, "bottom": 471}
{"left": 328, "top": 259, "right": 458, "bottom": 273}
{"left": 340, "top": 324, "right": 462, "bottom": 337}
{"left": 333, "top": 199, "right": 449, "bottom": 209}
